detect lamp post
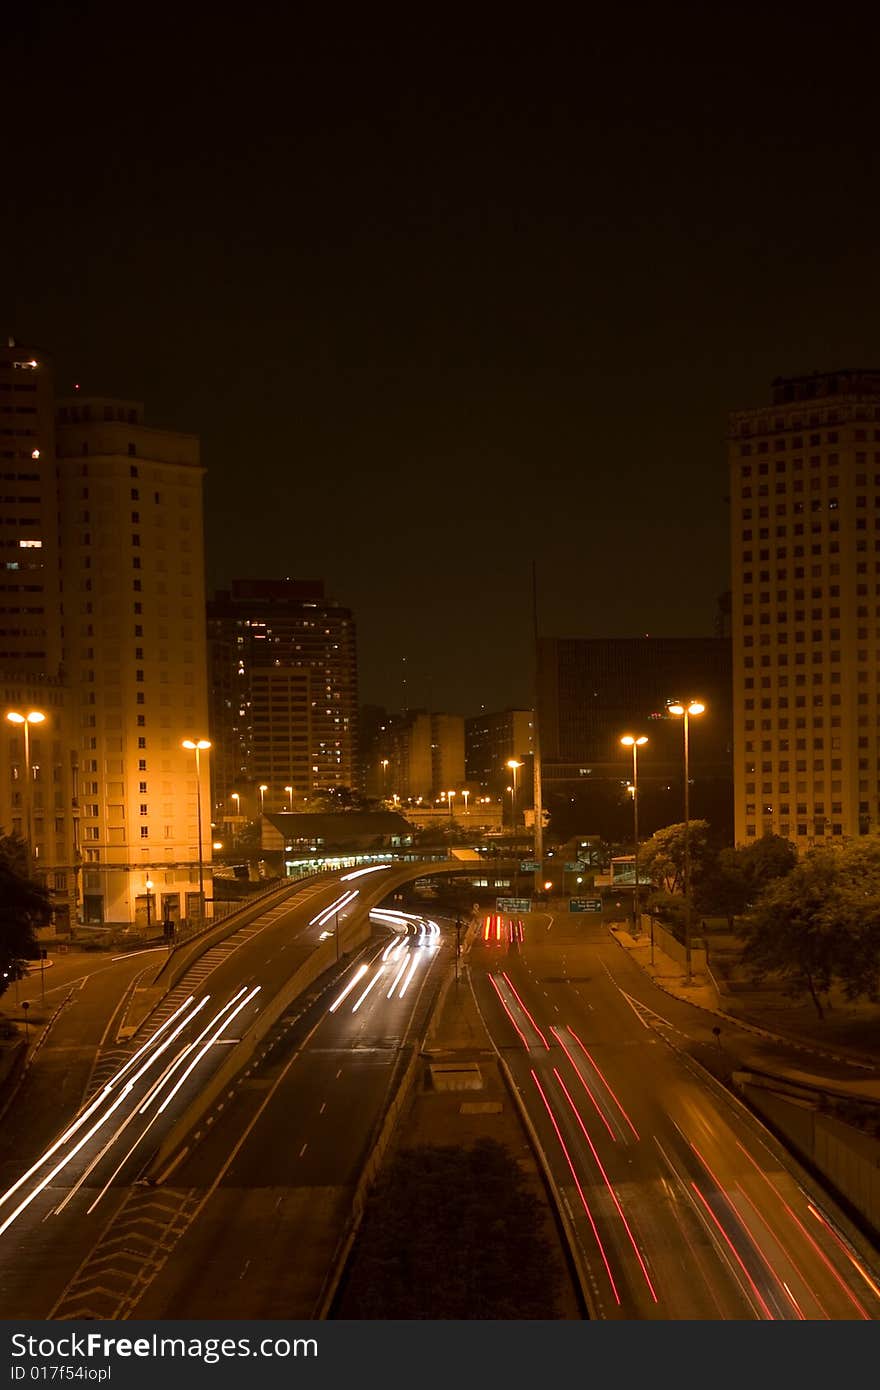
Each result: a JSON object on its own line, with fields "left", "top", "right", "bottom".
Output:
{"left": 145, "top": 877, "right": 154, "bottom": 929}
{"left": 258, "top": 784, "right": 268, "bottom": 816}
{"left": 462, "top": 789, "right": 470, "bottom": 816}
{"left": 506, "top": 759, "right": 523, "bottom": 829}
{"left": 285, "top": 785, "right": 294, "bottom": 813}
{"left": 182, "top": 738, "right": 211, "bottom": 925}
{"left": 620, "top": 735, "right": 648, "bottom": 946}
{"left": 666, "top": 701, "right": 705, "bottom": 986}
{"left": 448, "top": 790, "right": 456, "bottom": 819}
{"left": 5, "top": 709, "right": 46, "bottom": 871}
{"left": 380, "top": 759, "right": 389, "bottom": 797}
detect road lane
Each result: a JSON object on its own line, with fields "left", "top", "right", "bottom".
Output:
{"left": 469, "top": 911, "right": 880, "bottom": 1320}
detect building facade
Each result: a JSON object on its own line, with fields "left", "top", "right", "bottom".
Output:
{"left": 375, "top": 710, "right": 466, "bottom": 800}
{"left": 207, "top": 580, "right": 359, "bottom": 817}
{"left": 465, "top": 708, "right": 534, "bottom": 793}
{"left": 55, "top": 394, "right": 211, "bottom": 926}
{"left": 730, "top": 370, "right": 880, "bottom": 847}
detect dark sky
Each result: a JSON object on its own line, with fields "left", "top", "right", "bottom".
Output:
{"left": 4, "top": 8, "right": 879, "bottom": 714}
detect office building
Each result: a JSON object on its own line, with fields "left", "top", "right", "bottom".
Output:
{"left": 374, "top": 710, "right": 465, "bottom": 800}
{"left": 465, "top": 708, "right": 534, "bottom": 793}
{"left": 730, "top": 370, "right": 880, "bottom": 846}
{"left": 536, "top": 636, "right": 733, "bottom": 839}
{"left": 207, "top": 580, "right": 359, "bottom": 815}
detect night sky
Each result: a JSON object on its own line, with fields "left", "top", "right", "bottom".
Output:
{"left": 4, "top": 8, "right": 879, "bottom": 714}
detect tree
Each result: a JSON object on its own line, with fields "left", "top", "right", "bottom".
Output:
{"left": 698, "top": 833, "right": 797, "bottom": 925}
{"left": 641, "top": 820, "right": 712, "bottom": 896}
{"left": 740, "top": 841, "right": 880, "bottom": 1018}
{"left": 0, "top": 833, "right": 51, "bottom": 1002}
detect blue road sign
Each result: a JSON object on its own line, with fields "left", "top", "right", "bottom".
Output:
{"left": 497, "top": 897, "right": 532, "bottom": 913}
{"left": 570, "top": 898, "right": 602, "bottom": 913}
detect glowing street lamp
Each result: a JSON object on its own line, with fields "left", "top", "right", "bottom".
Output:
{"left": 5, "top": 709, "right": 46, "bottom": 867}
{"left": 182, "top": 738, "right": 211, "bottom": 924}
{"left": 258, "top": 784, "right": 268, "bottom": 815}
{"left": 620, "top": 735, "right": 648, "bottom": 948}
{"left": 447, "top": 790, "right": 456, "bottom": 819}
{"left": 380, "top": 759, "right": 389, "bottom": 795}
{"left": 506, "top": 758, "right": 523, "bottom": 829}
{"left": 666, "top": 701, "right": 706, "bottom": 984}
{"left": 145, "top": 877, "right": 154, "bottom": 929}
{"left": 285, "top": 785, "right": 294, "bottom": 812}
{"left": 462, "top": 789, "right": 470, "bottom": 815}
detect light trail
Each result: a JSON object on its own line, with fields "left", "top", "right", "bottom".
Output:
{"left": 530, "top": 1069, "right": 621, "bottom": 1306}
{"left": 500, "top": 972, "right": 549, "bottom": 1050}
{"left": 329, "top": 964, "right": 369, "bottom": 1013}
{"left": 309, "top": 889, "right": 359, "bottom": 928}
{"left": 552, "top": 1067, "right": 658, "bottom": 1302}
{"left": 397, "top": 953, "right": 420, "bottom": 998}
{"left": 734, "top": 1139, "right": 870, "bottom": 1319}
{"left": 340, "top": 864, "right": 392, "bottom": 881}
{"left": 155, "top": 986, "right": 261, "bottom": 1115}
{"left": 550, "top": 1027, "right": 617, "bottom": 1142}
{"left": 689, "top": 1183, "right": 774, "bottom": 1320}
{"left": 734, "top": 1181, "right": 818, "bottom": 1319}
{"left": 386, "top": 952, "right": 411, "bottom": 1000}
{"left": 806, "top": 1203, "right": 880, "bottom": 1301}
{"left": 352, "top": 968, "right": 384, "bottom": 1013}
{"left": 140, "top": 988, "right": 251, "bottom": 1114}
{"left": 566, "top": 1026, "right": 640, "bottom": 1139}
{"left": 487, "top": 974, "right": 531, "bottom": 1051}
{"left": 0, "top": 994, "right": 199, "bottom": 1217}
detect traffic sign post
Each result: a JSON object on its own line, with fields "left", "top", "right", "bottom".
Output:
{"left": 569, "top": 898, "right": 602, "bottom": 913}
{"left": 519, "top": 861, "right": 540, "bottom": 873}
{"left": 496, "top": 896, "right": 531, "bottom": 913}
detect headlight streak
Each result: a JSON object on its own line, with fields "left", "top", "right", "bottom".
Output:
{"left": 551, "top": 1066, "right": 658, "bottom": 1303}
{"left": 309, "top": 888, "right": 359, "bottom": 928}
{"left": 328, "top": 964, "right": 369, "bottom": 1014}
{"left": 351, "top": 967, "right": 384, "bottom": 1013}
{"left": 397, "top": 952, "right": 419, "bottom": 999}
{"left": 500, "top": 972, "right": 549, "bottom": 1050}
{"left": 386, "top": 951, "right": 411, "bottom": 1000}
{"left": 0, "top": 994, "right": 200, "bottom": 1219}
{"left": 530, "top": 1068, "right": 621, "bottom": 1306}
{"left": 340, "top": 864, "right": 392, "bottom": 881}
{"left": 550, "top": 1027, "right": 618, "bottom": 1142}
{"left": 141, "top": 988, "right": 251, "bottom": 1115}
{"left": 50, "top": 997, "right": 214, "bottom": 1216}
{"left": 566, "top": 1025, "right": 640, "bottom": 1140}
{"left": 155, "top": 986, "right": 261, "bottom": 1116}
{"left": 734, "top": 1181, "right": 816, "bottom": 1319}
{"left": 733, "top": 1140, "right": 870, "bottom": 1318}
{"left": 381, "top": 937, "right": 401, "bottom": 962}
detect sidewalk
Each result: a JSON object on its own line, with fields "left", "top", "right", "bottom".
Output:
{"left": 608, "top": 921, "right": 880, "bottom": 1105}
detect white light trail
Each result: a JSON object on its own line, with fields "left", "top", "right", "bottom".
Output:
{"left": 329, "top": 964, "right": 369, "bottom": 1013}
{"left": 351, "top": 967, "right": 385, "bottom": 1013}
{"left": 310, "top": 889, "right": 359, "bottom": 928}
{"left": 386, "top": 952, "right": 410, "bottom": 1000}
{"left": 340, "top": 864, "right": 392, "bottom": 881}
{"left": 156, "top": 986, "right": 261, "bottom": 1115}
{"left": 398, "top": 953, "right": 420, "bottom": 998}
{"left": 140, "top": 988, "right": 250, "bottom": 1114}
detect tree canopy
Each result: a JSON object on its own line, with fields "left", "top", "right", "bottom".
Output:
{"left": 339, "top": 1139, "right": 561, "bottom": 1318}
{"left": 0, "top": 832, "right": 51, "bottom": 1001}
{"left": 740, "top": 840, "right": 880, "bottom": 1018}
{"left": 641, "top": 820, "right": 712, "bottom": 896}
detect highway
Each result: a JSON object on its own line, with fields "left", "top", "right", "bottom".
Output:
{"left": 469, "top": 910, "right": 880, "bottom": 1320}
{"left": 0, "top": 865, "right": 447, "bottom": 1318}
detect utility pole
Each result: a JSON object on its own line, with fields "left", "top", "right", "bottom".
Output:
{"left": 335, "top": 908, "right": 340, "bottom": 962}
{"left": 531, "top": 561, "right": 544, "bottom": 901}
{"left": 455, "top": 915, "right": 462, "bottom": 984}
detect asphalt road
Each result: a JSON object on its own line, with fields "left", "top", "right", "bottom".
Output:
{"left": 0, "top": 866, "right": 446, "bottom": 1318}
{"left": 469, "top": 909, "right": 880, "bottom": 1321}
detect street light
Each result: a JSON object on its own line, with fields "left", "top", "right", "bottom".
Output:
{"left": 380, "top": 759, "right": 389, "bottom": 796}
{"left": 462, "top": 789, "right": 470, "bottom": 815}
{"left": 258, "top": 784, "right": 268, "bottom": 815}
{"left": 620, "top": 735, "right": 648, "bottom": 948}
{"left": 284, "top": 785, "right": 294, "bottom": 812}
{"left": 182, "top": 738, "right": 211, "bottom": 925}
{"left": 506, "top": 759, "right": 523, "bottom": 829}
{"left": 666, "top": 700, "right": 706, "bottom": 985}
{"left": 231, "top": 791, "right": 240, "bottom": 816}
{"left": 5, "top": 709, "right": 46, "bottom": 870}
{"left": 447, "top": 790, "right": 456, "bottom": 819}
{"left": 145, "top": 877, "right": 154, "bottom": 929}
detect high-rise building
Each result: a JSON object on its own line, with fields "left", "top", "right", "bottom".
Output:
{"left": 207, "top": 580, "right": 359, "bottom": 815}
{"left": 55, "top": 394, "right": 211, "bottom": 926}
{"left": 730, "top": 370, "right": 880, "bottom": 847}
{"left": 374, "top": 710, "right": 465, "bottom": 800}
{"left": 465, "top": 708, "right": 534, "bottom": 793}
{"left": 536, "top": 636, "right": 733, "bottom": 839}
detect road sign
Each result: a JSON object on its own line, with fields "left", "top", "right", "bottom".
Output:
{"left": 564, "top": 862, "right": 586, "bottom": 872}
{"left": 519, "top": 860, "right": 540, "bottom": 872}
{"left": 570, "top": 898, "right": 602, "bottom": 913}
{"left": 497, "top": 896, "right": 532, "bottom": 913}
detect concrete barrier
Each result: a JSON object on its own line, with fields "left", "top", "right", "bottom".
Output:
{"left": 648, "top": 917, "right": 708, "bottom": 974}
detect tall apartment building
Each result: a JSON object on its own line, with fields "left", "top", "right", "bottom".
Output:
{"left": 375, "top": 710, "right": 465, "bottom": 800}
{"left": 1, "top": 343, "right": 78, "bottom": 921}
{"left": 55, "top": 394, "right": 211, "bottom": 925}
{"left": 730, "top": 370, "right": 880, "bottom": 847}
{"left": 465, "top": 708, "right": 534, "bottom": 793}
{"left": 207, "top": 580, "right": 359, "bottom": 814}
